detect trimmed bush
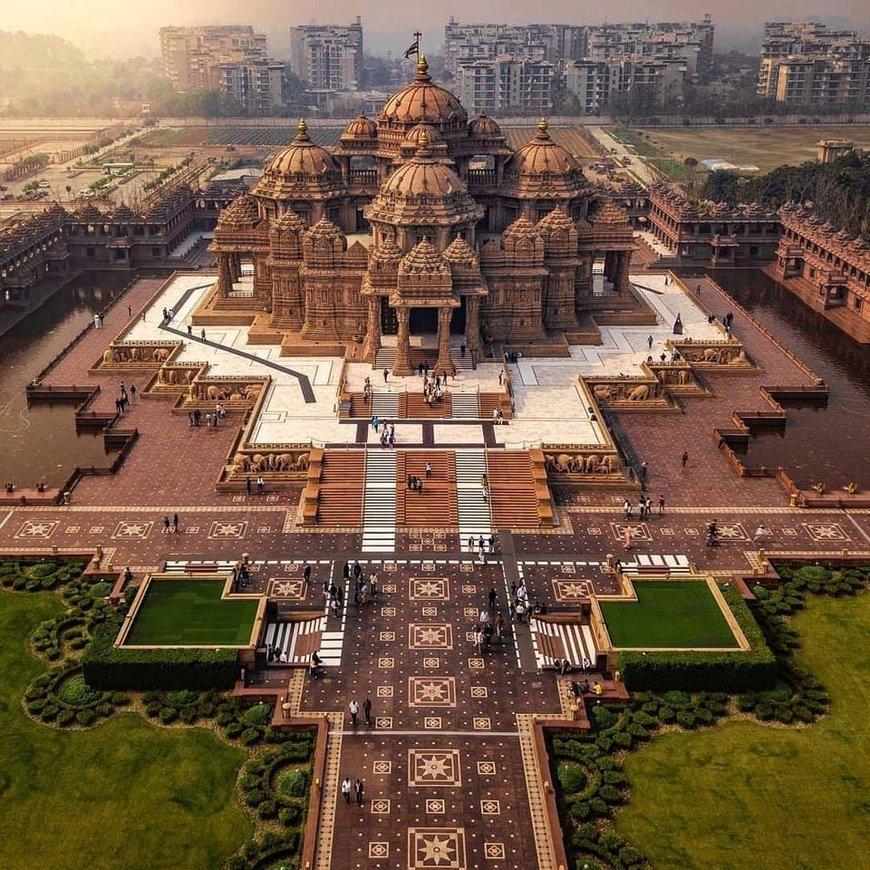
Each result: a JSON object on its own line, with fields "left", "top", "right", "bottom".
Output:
{"left": 158, "top": 707, "right": 177, "bottom": 724}
{"left": 83, "top": 621, "right": 238, "bottom": 690}
{"left": 557, "top": 762, "right": 587, "bottom": 795}
{"left": 75, "top": 709, "right": 97, "bottom": 727}
{"left": 56, "top": 674, "right": 101, "bottom": 708}
{"left": 279, "top": 805, "right": 303, "bottom": 827}
{"left": 617, "top": 587, "right": 777, "bottom": 692}
{"left": 244, "top": 703, "right": 273, "bottom": 726}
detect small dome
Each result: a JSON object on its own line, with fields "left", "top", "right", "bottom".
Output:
{"left": 219, "top": 194, "right": 260, "bottom": 229}
{"left": 273, "top": 209, "right": 306, "bottom": 232}
{"left": 371, "top": 230, "right": 403, "bottom": 264}
{"left": 442, "top": 235, "right": 477, "bottom": 265}
{"left": 399, "top": 238, "right": 451, "bottom": 276}
{"left": 341, "top": 113, "right": 377, "bottom": 141}
{"left": 590, "top": 200, "right": 630, "bottom": 226}
{"left": 506, "top": 118, "right": 581, "bottom": 176}
{"left": 469, "top": 114, "right": 503, "bottom": 138}
{"left": 264, "top": 119, "right": 339, "bottom": 177}
{"left": 402, "top": 123, "right": 442, "bottom": 148}
{"left": 382, "top": 142, "right": 464, "bottom": 198}
{"left": 111, "top": 204, "right": 141, "bottom": 222}
{"left": 74, "top": 204, "right": 104, "bottom": 223}
{"left": 381, "top": 56, "right": 468, "bottom": 127}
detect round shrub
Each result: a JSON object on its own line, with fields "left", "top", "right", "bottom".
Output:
{"left": 244, "top": 703, "right": 274, "bottom": 726}
{"left": 595, "top": 736, "right": 613, "bottom": 753}
{"left": 90, "top": 582, "right": 112, "bottom": 597}
{"left": 112, "top": 692, "right": 130, "bottom": 706}
{"left": 662, "top": 690, "right": 691, "bottom": 709}
{"left": 556, "top": 762, "right": 587, "bottom": 795}
{"left": 56, "top": 709, "right": 76, "bottom": 727}
{"left": 57, "top": 674, "right": 101, "bottom": 708}
{"left": 657, "top": 705, "right": 675, "bottom": 723}
{"left": 795, "top": 565, "right": 831, "bottom": 584}
{"left": 603, "top": 770, "right": 625, "bottom": 786}
{"left": 225, "top": 722, "right": 244, "bottom": 740}
{"left": 598, "top": 784, "right": 623, "bottom": 804}
{"left": 95, "top": 701, "right": 114, "bottom": 717}
{"left": 159, "top": 707, "right": 178, "bottom": 724}
{"left": 612, "top": 731, "right": 633, "bottom": 748}
{"left": 167, "top": 689, "right": 199, "bottom": 708}
{"left": 258, "top": 799, "right": 278, "bottom": 820}
{"left": 76, "top": 709, "right": 97, "bottom": 727}
{"left": 755, "top": 702, "right": 774, "bottom": 720}
{"left": 752, "top": 584, "right": 769, "bottom": 600}
{"left": 775, "top": 707, "right": 794, "bottom": 724}
{"left": 589, "top": 797, "right": 610, "bottom": 817}
{"left": 244, "top": 788, "right": 266, "bottom": 808}
{"left": 178, "top": 706, "right": 199, "bottom": 724}
{"left": 620, "top": 846, "right": 647, "bottom": 866}
{"left": 145, "top": 702, "right": 162, "bottom": 718}
{"left": 675, "top": 710, "right": 697, "bottom": 729}
{"left": 27, "top": 698, "right": 47, "bottom": 714}
{"left": 240, "top": 728, "right": 262, "bottom": 746}
{"left": 694, "top": 708, "right": 714, "bottom": 726}
{"left": 571, "top": 800, "right": 592, "bottom": 820}
{"left": 278, "top": 768, "right": 309, "bottom": 798}
{"left": 215, "top": 712, "right": 235, "bottom": 727}
{"left": 590, "top": 706, "right": 618, "bottom": 730}
{"left": 40, "top": 704, "right": 59, "bottom": 722}
{"left": 279, "top": 805, "right": 303, "bottom": 827}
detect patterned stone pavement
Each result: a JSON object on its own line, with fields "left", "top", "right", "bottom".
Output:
{"left": 4, "top": 272, "right": 870, "bottom": 868}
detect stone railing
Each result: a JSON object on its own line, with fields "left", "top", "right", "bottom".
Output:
{"left": 668, "top": 338, "right": 755, "bottom": 371}
{"left": 94, "top": 340, "right": 181, "bottom": 371}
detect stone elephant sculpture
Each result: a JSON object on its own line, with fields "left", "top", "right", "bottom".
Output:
{"left": 628, "top": 385, "right": 650, "bottom": 401}
{"left": 233, "top": 453, "right": 254, "bottom": 472}
{"left": 206, "top": 385, "right": 228, "bottom": 401}
{"left": 129, "top": 347, "right": 141, "bottom": 362}
{"left": 293, "top": 452, "right": 310, "bottom": 471}
{"left": 598, "top": 455, "right": 616, "bottom": 473}
{"left": 243, "top": 384, "right": 262, "bottom": 400}
{"left": 593, "top": 385, "right": 613, "bottom": 401}
{"left": 551, "top": 453, "right": 574, "bottom": 473}
{"left": 152, "top": 348, "right": 170, "bottom": 363}
{"left": 678, "top": 369, "right": 690, "bottom": 385}
{"left": 584, "top": 454, "right": 600, "bottom": 473}
{"left": 702, "top": 348, "right": 721, "bottom": 362}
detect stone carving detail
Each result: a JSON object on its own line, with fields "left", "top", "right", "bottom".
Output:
{"left": 544, "top": 452, "right": 619, "bottom": 475}
{"left": 231, "top": 451, "right": 311, "bottom": 474}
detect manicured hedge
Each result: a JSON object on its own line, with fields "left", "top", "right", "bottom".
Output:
{"left": 616, "top": 586, "right": 777, "bottom": 693}
{"left": 83, "top": 622, "right": 238, "bottom": 690}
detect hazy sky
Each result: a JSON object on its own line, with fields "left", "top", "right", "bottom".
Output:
{"left": 3, "top": 0, "right": 868, "bottom": 58}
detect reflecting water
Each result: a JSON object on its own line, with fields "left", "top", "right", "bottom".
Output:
{"left": 0, "top": 273, "right": 128, "bottom": 488}
{"left": 711, "top": 269, "right": 870, "bottom": 489}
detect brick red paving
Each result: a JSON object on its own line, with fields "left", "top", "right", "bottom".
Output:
{"left": 4, "top": 274, "right": 869, "bottom": 869}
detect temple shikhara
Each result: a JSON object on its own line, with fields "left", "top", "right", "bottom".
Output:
{"left": 206, "top": 56, "right": 636, "bottom": 373}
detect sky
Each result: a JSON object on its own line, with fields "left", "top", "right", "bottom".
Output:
{"left": 2, "top": 0, "right": 868, "bottom": 58}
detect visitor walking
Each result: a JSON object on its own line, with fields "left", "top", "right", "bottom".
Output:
{"left": 488, "top": 587, "right": 497, "bottom": 611}
{"left": 341, "top": 777, "right": 352, "bottom": 804}
{"left": 681, "top": 451, "right": 689, "bottom": 468}
{"left": 172, "top": 513, "right": 179, "bottom": 533}
{"left": 647, "top": 335, "right": 653, "bottom": 349}
{"left": 383, "top": 368, "right": 389, "bottom": 384}
{"left": 354, "top": 779, "right": 365, "bottom": 806}
{"left": 363, "top": 697, "right": 372, "bottom": 727}
{"left": 658, "top": 494, "right": 666, "bottom": 515}
{"left": 349, "top": 699, "right": 359, "bottom": 729}
{"left": 162, "top": 516, "right": 171, "bottom": 534}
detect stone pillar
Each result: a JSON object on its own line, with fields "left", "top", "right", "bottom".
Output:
{"left": 218, "top": 253, "right": 233, "bottom": 295}
{"left": 435, "top": 306, "right": 454, "bottom": 376}
{"left": 392, "top": 307, "right": 413, "bottom": 376}
{"left": 465, "top": 295, "right": 482, "bottom": 364}
{"left": 363, "top": 296, "right": 382, "bottom": 363}
{"left": 615, "top": 251, "right": 631, "bottom": 294}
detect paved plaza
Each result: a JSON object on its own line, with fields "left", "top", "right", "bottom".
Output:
{"left": 2, "top": 268, "right": 868, "bottom": 869}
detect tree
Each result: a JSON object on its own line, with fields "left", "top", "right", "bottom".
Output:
{"left": 700, "top": 170, "right": 740, "bottom": 206}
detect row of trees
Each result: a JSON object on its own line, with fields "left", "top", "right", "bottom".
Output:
{"left": 700, "top": 152, "right": 870, "bottom": 239}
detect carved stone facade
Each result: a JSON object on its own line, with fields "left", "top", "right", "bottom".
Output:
{"left": 206, "top": 57, "right": 638, "bottom": 373}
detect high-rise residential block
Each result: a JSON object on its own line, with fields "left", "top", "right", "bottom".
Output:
{"left": 289, "top": 18, "right": 363, "bottom": 94}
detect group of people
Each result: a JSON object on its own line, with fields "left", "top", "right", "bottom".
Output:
{"left": 161, "top": 513, "right": 180, "bottom": 534}
{"left": 245, "top": 476, "right": 267, "bottom": 495}
{"left": 341, "top": 775, "right": 366, "bottom": 807}
{"left": 422, "top": 373, "right": 444, "bottom": 405}
{"left": 187, "top": 406, "right": 224, "bottom": 428}
{"left": 115, "top": 380, "right": 135, "bottom": 414}
{"left": 343, "top": 560, "right": 379, "bottom": 609}
{"left": 467, "top": 532, "right": 497, "bottom": 564}
{"left": 622, "top": 494, "right": 665, "bottom": 521}
{"left": 370, "top": 418, "right": 396, "bottom": 448}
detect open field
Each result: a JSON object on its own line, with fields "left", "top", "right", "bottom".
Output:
{"left": 615, "top": 591, "right": 870, "bottom": 869}
{"left": 126, "top": 578, "right": 258, "bottom": 646}
{"left": 632, "top": 125, "right": 870, "bottom": 174}
{"left": 0, "top": 590, "right": 251, "bottom": 868}
{"left": 600, "top": 580, "right": 739, "bottom": 648}
{"left": 503, "top": 126, "right": 600, "bottom": 157}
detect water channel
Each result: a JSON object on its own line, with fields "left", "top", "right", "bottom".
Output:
{"left": 0, "top": 273, "right": 128, "bottom": 488}
{"left": 712, "top": 269, "right": 870, "bottom": 490}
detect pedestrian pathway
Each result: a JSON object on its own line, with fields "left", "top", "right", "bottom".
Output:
{"left": 455, "top": 449, "right": 493, "bottom": 542}
{"left": 163, "top": 558, "right": 237, "bottom": 574}
{"left": 361, "top": 451, "right": 397, "bottom": 552}
{"left": 450, "top": 393, "right": 480, "bottom": 419}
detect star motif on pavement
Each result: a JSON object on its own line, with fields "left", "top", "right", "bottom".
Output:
{"left": 417, "top": 681, "right": 448, "bottom": 702}
{"left": 418, "top": 833, "right": 456, "bottom": 865}
{"left": 418, "top": 756, "right": 450, "bottom": 780}
{"left": 416, "top": 626, "right": 446, "bottom": 645}
{"left": 417, "top": 581, "right": 442, "bottom": 596}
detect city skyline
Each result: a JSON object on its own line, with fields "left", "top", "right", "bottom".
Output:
{"left": 2, "top": 0, "right": 868, "bottom": 59}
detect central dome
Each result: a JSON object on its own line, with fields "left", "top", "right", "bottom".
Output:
{"left": 380, "top": 56, "right": 468, "bottom": 127}
{"left": 382, "top": 136, "right": 464, "bottom": 198}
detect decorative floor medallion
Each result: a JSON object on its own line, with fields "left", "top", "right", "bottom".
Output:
{"left": 15, "top": 520, "right": 59, "bottom": 540}
{"left": 407, "top": 827, "right": 466, "bottom": 869}
{"left": 409, "top": 676, "right": 456, "bottom": 708}
{"left": 267, "top": 578, "right": 306, "bottom": 600}
{"left": 409, "top": 624, "right": 453, "bottom": 650}
{"left": 552, "top": 578, "right": 592, "bottom": 602}
{"left": 407, "top": 750, "right": 462, "bottom": 787}
{"left": 410, "top": 577, "right": 450, "bottom": 600}
{"left": 111, "top": 520, "right": 153, "bottom": 539}
{"left": 803, "top": 522, "right": 849, "bottom": 542}
{"left": 208, "top": 520, "right": 247, "bottom": 539}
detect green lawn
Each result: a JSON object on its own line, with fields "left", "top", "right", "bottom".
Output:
{"left": 125, "top": 578, "right": 258, "bottom": 646}
{"left": 0, "top": 590, "right": 251, "bottom": 869}
{"left": 615, "top": 592, "right": 870, "bottom": 869}
{"left": 600, "top": 581, "right": 739, "bottom": 648}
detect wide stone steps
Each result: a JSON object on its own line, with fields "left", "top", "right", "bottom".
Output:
{"left": 530, "top": 618, "right": 598, "bottom": 670}
{"left": 371, "top": 391, "right": 400, "bottom": 418}
{"left": 396, "top": 451, "right": 458, "bottom": 527}
{"left": 316, "top": 452, "right": 364, "bottom": 526}
{"left": 487, "top": 451, "right": 543, "bottom": 529}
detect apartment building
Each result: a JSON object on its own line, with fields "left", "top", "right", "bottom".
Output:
{"left": 566, "top": 58, "right": 687, "bottom": 114}
{"left": 159, "top": 25, "right": 284, "bottom": 113}
{"left": 289, "top": 18, "right": 363, "bottom": 93}
{"left": 757, "top": 22, "right": 870, "bottom": 108}
{"left": 455, "top": 56, "right": 556, "bottom": 114}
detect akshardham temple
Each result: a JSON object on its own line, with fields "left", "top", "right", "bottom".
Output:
{"left": 206, "top": 56, "right": 636, "bottom": 374}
